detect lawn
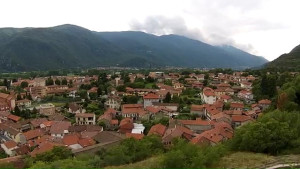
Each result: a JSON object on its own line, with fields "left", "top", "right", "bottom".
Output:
{"left": 106, "top": 156, "right": 163, "bottom": 169}
{"left": 107, "top": 152, "right": 300, "bottom": 169}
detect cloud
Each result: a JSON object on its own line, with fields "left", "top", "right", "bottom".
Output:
{"left": 129, "top": 0, "right": 285, "bottom": 55}
{"left": 129, "top": 15, "right": 256, "bottom": 53}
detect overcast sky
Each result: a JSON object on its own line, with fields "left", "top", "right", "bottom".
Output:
{"left": 1, "top": 0, "right": 299, "bottom": 61}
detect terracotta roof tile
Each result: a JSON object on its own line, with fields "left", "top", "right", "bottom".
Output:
{"left": 148, "top": 124, "right": 166, "bottom": 137}
{"left": 126, "top": 133, "right": 144, "bottom": 140}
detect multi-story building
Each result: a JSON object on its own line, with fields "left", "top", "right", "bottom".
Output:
{"left": 75, "top": 113, "right": 96, "bottom": 125}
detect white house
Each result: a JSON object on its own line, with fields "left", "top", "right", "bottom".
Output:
{"left": 201, "top": 87, "right": 217, "bottom": 104}
{"left": 105, "top": 95, "right": 121, "bottom": 110}
{"left": 1, "top": 140, "right": 18, "bottom": 156}
{"left": 75, "top": 113, "right": 96, "bottom": 125}
{"left": 143, "top": 93, "right": 160, "bottom": 108}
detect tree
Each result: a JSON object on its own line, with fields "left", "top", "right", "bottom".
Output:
{"left": 231, "top": 112, "right": 295, "bottom": 155}
{"left": 46, "top": 77, "right": 54, "bottom": 86}
{"left": 34, "top": 146, "right": 72, "bottom": 163}
{"left": 68, "top": 80, "right": 73, "bottom": 87}
{"left": 17, "top": 94, "right": 22, "bottom": 100}
{"left": 116, "top": 85, "right": 126, "bottom": 92}
{"left": 55, "top": 79, "right": 61, "bottom": 85}
{"left": 3, "top": 78, "right": 9, "bottom": 88}
{"left": 13, "top": 106, "right": 21, "bottom": 116}
{"left": 20, "top": 81, "right": 29, "bottom": 88}
{"left": 26, "top": 94, "right": 32, "bottom": 100}
{"left": 61, "top": 78, "right": 68, "bottom": 85}
{"left": 163, "top": 92, "right": 172, "bottom": 103}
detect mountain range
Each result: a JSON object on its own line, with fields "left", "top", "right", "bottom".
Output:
{"left": 0, "top": 24, "right": 268, "bottom": 72}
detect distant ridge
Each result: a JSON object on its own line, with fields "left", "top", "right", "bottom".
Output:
{"left": 0, "top": 24, "right": 268, "bottom": 72}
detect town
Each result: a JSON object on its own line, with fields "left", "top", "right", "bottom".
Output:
{"left": 0, "top": 69, "right": 274, "bottom": 159}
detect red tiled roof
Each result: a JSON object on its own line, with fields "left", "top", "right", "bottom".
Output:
{"left": 122, "top": 108, "right": 146, "bottom": 115}
{"left": 23, "top": 129, "right": 44, "bottom": 140}
{"left": 126, "top": 133, "right": 144, "bottom": 140}
{"left": 232, "top": 115, "right": 253, "bottom": 122}
{"left": 50, "top": 121, "right": 71, "bottom": 134}
{"left": 31, "top": 142, "right": 64, "bottom": 157}
{"left": 190, "top": 104, "right": 204, "bottom": 111}
{"left": 178, "top": 119, "right": 214, "bottom": 126}
{"left": 7, "top": 114, "right": 21, "bottom": 122}
{"left": 122, "top": 104, "right": 143, "bottom": 109}
{"left": 203, "top": 87, "right": 215, "bottom": 97}
{"left": 78, "top": 138, "right": 96, "bottom": 147}
{"left": 220, "top": 95, "right": 231, "bottom": 100}
{"left": 30, "top": 118, "right": 48, "bottom": 127}
{"left": 145, "top": 106, "right": 161, "bottom": 113}
{"left": 148, "top": 124, "right": 166, "bottom": 137}
{"left": 143, "top": 93, "right": 160, "bottom": 99}
{"left": 41, "top": 121, "right": 55, "bottom": 127}
{"left": 224, "top": 110, "right": 243, "bottom": 116}
{"left": 258, "top": 99, "right": 272, "bottom": 105}
{"left": 3, "top": 140, "right": 17, "bottom": 149}
{"left": 230, "top": 102, "right": 244, "bottom": 109}
{"left": 110, "top": 119, "right": 118, "bottom": 125}
{"left": 75, "top": 113, "right": 95, "bottom": 118}
{"left": 62, "top": 134, "right": 79, "bottom": 146}
{"left": 120, "top": 118, "right": 133, "bottom": 128}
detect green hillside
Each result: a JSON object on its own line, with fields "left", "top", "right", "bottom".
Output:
{"left": 267, "top": 44, "right": 300, "bottom": 71}
{"left": 0, "top": 24, "right": 268, "bottom": 72}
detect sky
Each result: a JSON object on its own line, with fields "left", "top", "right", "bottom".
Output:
{"left": 1, "top": 0, "right": 299, "bottom": 61}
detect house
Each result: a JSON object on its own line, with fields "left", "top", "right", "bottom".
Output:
{"left": 0, "top": 123, "right": 26, "bottom": 144}
{"left": 201, "top": 87, "right": 216, "bottom": 104}
{"left": 23, "top": 129, "right": 44, "bottom": 141}
{"left": 191, "top": 123, "right": 233, "bottom": 146}
{"left": 121, "top": 104, "right": 147, "bottom": 120}
{"left": 119, "top": 118, "right": 134, "bottom": 134}
{"left": 30, "top": 142, "right": 64, "bottom": 157}
{"left": 97, "top": 108, "right": 118, "bottom": 130}
{"left": 152, "top": 103, "right": 179, "bottom": 111}
{"left": 230, "top": 102, "right": 244, "bottom": 111}
{"left": 258, "top": 99, "right": 272, "bottom": 110}
{"left": 173, "top": 83, "right": 184, "bottom": 90}
{"left": 190, "top": 104, "right": 205, "bottom": 117}
{"left": 105, "top": 95, "right": 121, "bottom": 110}
{"left": 162, "top": 126, "right": 194, "bottom": 145}
{"left": 219, "top": 95, "right": 232, "bottom": 103}
{"left": 132, "top": 123, "right": 145, "bottom": 134}
{"left": 62, "top": 134, "right": 82, "bottom": 150}
{"left": 205, "top": 106, "right": 221, "bottom": 120}
{"left": 38, "top": 103, "right": 55, "bottom": 116}
{"left": 211, "top": 112, "right": 232, "bottom": 124}
{"left": 0, "top": 93, "right": 15, "bottom": 111}
{"left": 46, "top": 85, "right": 68, "bottom": 96}
{"left": 177, "top": 119, "right": 215, "bottom": 134}
{"left": 68, "top": 103, "right": 86, "bottom": 114}
{"left": 148, "top": 124, "right": 166, "bottom": 137}
{"left": 50, "top": 121, "right": 71, "bottom": 138}
{"left": 238, "top": 90, "right": 254, "bottom": 101}
{"left": 1, "top": 140, "right": 18, "bottom": 156}
{"left": 231, "top": 115, "right": 253, "bottom": 128}
{"left": 75, "top": 113, "right": 96, "bottom": 125}
{"left": 0, "top": 111, "right": 10, "bottom": 123}
{"left": 16, "top": 99, "right": 31, "bottom": 110}
{"left": 15, "top": 145, "right": 30, "bottom": 156}
{"left": 143, "top": 93, "right": 160, "bottom": 108}
{"left": 87, "top": 87, "right": 98, "bottom": 99}
{"left": 30, "top": 118, "right": 48, "bottom": 129}
{"left": 78, "top": 138, "right": 96, "bottom": 148}
{"left": 7, "top": 114, "right": 21, "bottom": 123}
{"left": 240, "top": 82, "right": 252, "bottom": 89}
